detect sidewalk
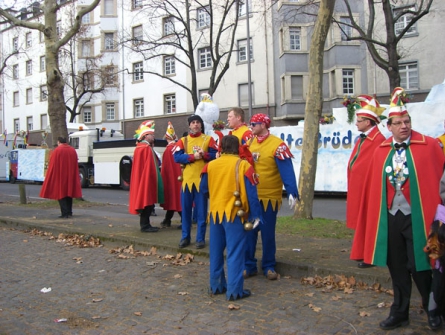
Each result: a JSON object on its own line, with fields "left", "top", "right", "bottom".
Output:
{"left": 0, "top": 193, "right": 391, "bottom": 287}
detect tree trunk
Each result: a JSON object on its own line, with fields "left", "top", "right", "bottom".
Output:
{"left": 294, "top": 0, "right": 335, "bottom": 219}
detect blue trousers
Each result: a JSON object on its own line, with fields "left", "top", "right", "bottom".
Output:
{"left": 181, "top": 186, "right": 207, "bottom": 243}
{"left": 245, "top": 201, "right": 277, "bottom": 275}
{"left": 209, "top": 216, "right": 247, "bottom": 300}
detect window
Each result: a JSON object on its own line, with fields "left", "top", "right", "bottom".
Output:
{"left": 83, "top": 107, "right": 92, "bottom": 123}
{"left": 164, "top": 56, "right": 175, "bottom": 75}
{"left": 164, "top": 94, "right": 176, "bottom": 114}
{"left": 40, "top": 85, "right": 48, "bottom": 101}
{"left": 27, "top": 116, "right": 33, "bottom": 131}
{"left": 103, "top": 0, "right": 114, "bottom": 15}
{"left": 163, "top": 17, "right": 174, "bottom": 36}
{"left": 104, "top": 66, "right": 117, "bottom": 86}
{"left": 238, "top": 1, "right": 250, "bottom": 17}
{"left": 26, "top": 32, "right": 32, "bottom": 48}
{"left": 238, "top": 83, "right": 254, "bottom": 107}
{"left": 394, "top": 7, "right": 417, "bottom": 36}
{"left": 26, "top": 60, "right": 32, "bottom": 76}
{"left": 82, "top": 72, "right": 94, "bottom": 90}
{"left": 132, "top": 25, "right": 143, "bottom": 44}
{"left": 132, "top": 0, "right": 142, "bottom": 10}
{"left": 39, "top": 31, "right": 44, "bottom": 43}
{"left": 197, "top": 6, "right": 210, "bottom": 28}
{"left": 400, "top": 62, "right": 418, "bottom": 89}
{"left": 13, "top": 37, "right": 18, "bottom": 51}
{"left": 238, "top": 39, "right": 253, "bottom": 62}
{"left": 340, "top": 17, "right": 352, "bottom": 41}
{"left": 14, "top": 119, "right": 20, "bottom": 133}
{"left": 81, "top": 40, "right": 92, "bottom": 57}
{"left": 40, "top": 56, "right": 46, "bottom": 72}
{"left": 133, "top": 62, "right": 144, "bottom": 81}
{"left": 13, "top": 65, "right": 18, "bottom": 79}
{"left": 56, "top": 21, "right": 61, "bottom": 37}
{"left": 40, "top": 114, "right": 48, "bottom": 130}
{"left": 289, "top": 27, "right": 301, "bottom": 50}
{"left": 134, "top": 98, "right": 144, "bottom": 118}
{"left": 291, "top": 75, "right": 303, "bottom": 100}
{"left": 106, "top": 103, "right": 115, "bottom": 120}
{"left": 26, "top": 88, "right": 33, "bottom": 104}
{"left": 198, "top": 47, "right": 212, "bottom": 69}
{"left": 104, "top": 32, "right": 115, "bottom": 50}
{"left": 81, "top": 10, "right": 91, "bottom": 24}
{"left": 342, "top": 69, "right": 354, "bottom": 95}
{"left": 13, "top": 92, "right": 19, "bottom": 107}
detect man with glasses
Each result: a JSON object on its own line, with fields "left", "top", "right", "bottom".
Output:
{"left": 244, "top": 113, "right": 299, "bottom": 280}
{"left": 129, "top": 121, "right": 163, "bottom": 233}
{"left": 347, "top": 95, "right": 386, "bottom": 269}
{"left": 362, "top": 87, "right": 445, "bottom": 330}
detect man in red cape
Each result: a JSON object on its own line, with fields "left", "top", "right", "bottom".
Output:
{"left": 39, "top": 137, "right": 82, "bottom": 218}
{"left": 160, "top": 122, "right": 182, "bottom": 228}
{"left": 347, "top": 95, "right": 386, "bottom": 268}
{"left": 363, "top": 87, "right": 445, "bottom": 331}
{"left": 129, "top": 120, "right": 164, "bottom": 232}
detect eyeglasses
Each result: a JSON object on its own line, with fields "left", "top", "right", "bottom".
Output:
{"left": 250, "top": 122, "right": 262, "bottom": 127}
{"left": 391, "top": 120, "right": 411, "bottom": 127}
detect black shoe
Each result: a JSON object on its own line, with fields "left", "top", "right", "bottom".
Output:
{"left": 428, "top": 314, "right": 442, "bottom": 330}
{"left": 358, "top": 262, "right": 375, "bottom": 268}
{"left": 178, "top": 239, "right": 190, "bottom": 248}
{"left": 141, "top": 227, "right": 159, "bottom": 232}
{"left": 379, "top": 316, "right": 409, "bottom": 330}
{"left": 228, "top": 289, "right": 251, "bottom": 301}
{"left": 196, "top": 241, "right": 205, "bottom": 249}
{"left": 161, "top": 219, "right": 171, "bottom": 228}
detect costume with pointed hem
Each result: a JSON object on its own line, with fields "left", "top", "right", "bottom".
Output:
{"left": 200, "top": 154, "right": 262, "bottom": 300}
{"left": 173, "top": 132, "right": 218, "bottom": 243}
{"left": 129, "top": 141, "right": 164, "bottom": 215}
{"left": 363, "top": 130, "right": 445, "bottom": 271}
{"left": 245, "top": 133, "right": 299, "bottom": 275}
{"left": 348, "top": 126, "right": 386, "bottom": 260}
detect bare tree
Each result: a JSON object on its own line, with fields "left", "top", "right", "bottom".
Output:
{"left": 121, "top": 0, "right": 241, "bottom": 110}
{"left": 338, "top": 0, "right": 433, "bottom": 91}
{"left": 295, "top": 0, "right": 336, "bottom": 219}
{"left": 0, "top": 0, "right": 101, "bottom": 145}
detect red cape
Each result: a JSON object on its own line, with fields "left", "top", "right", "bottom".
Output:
{"left": 39, "top": 144, "right": 82, "bottom": 200}
{"left": 363, "top": 130, "right": 445, "bottom": 270}
{"left": 160, "top": 142, "right": 182, "bottom": 211}
{"left": 128, "top": 142, "right": 164, "bottom": 214}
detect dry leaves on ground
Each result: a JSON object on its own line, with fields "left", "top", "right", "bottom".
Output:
{"left": 109, "top": 245, "right": 195, "bottom": 266}
{"left": 28, "top": 229, "right": 102, "bottom": 248}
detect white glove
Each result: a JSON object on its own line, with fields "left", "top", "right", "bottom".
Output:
{"left": 253, "top": 218, "right": 260, "bottom": 229}
{"left": 289, "top": 194, "right": 297, "bottom": 210}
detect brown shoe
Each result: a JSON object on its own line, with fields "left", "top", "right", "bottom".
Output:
{"left": 266, "top": 270, "right": 278, "bottom": 280}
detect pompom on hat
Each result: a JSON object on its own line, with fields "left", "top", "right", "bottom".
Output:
{"left": 355, "top": 94, "right": 386, "bottom": 124}
{"left": 134, "top": 120, "right": 155, "bottom": 141}
{"left": 250, "top": 113, "right": 271, "bottom": 129}
{"left": 164, "top": 121, "right": 177, "bottom": 141}
{"left": 388, "top": 87, "right": 409, "bottom": 118}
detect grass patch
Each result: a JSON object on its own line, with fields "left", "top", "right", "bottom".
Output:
{"left": 17, "top": 198, "right": 105, "bottom": 208}
{"left": 276, "top": 216, "right": 353, "bottom": 239}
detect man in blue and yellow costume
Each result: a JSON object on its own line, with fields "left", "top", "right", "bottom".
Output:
{"left": 173, "top": 115, "right": 218, "bottom": 249}
{"left": 200, "top": 135, "right": 262, "bottom": 300}
{"left": 244, "top": 113, "right": 299, "bottom": 280}
{"left": 129, "top": 120, "right": 163, "bottom": 233}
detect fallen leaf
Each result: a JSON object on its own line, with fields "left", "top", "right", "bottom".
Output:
{"left": 108, "top": 224, "right": 113, "bottom": 227}
{"left": 178, "top": 292, "right": 188, "bottom": 295}
{"left": 92, "top": 298, "right": 103, "bottom": 303}
{"left": 134, "top": 312, "right": 142, "bottom": 316}
{"left": 23, "top": 240, "right": 28, "bottom": 243}
{"left": 305, "top": 292, "right": 314, "bottom": 297}
{"left": 359, "top": 311, "right": 371, "bottom": 317}
{"left": 228, "top": 304, "right": 240, "bottom": 310}
{"left": 332, "top": 295, "right": 342, "bottom": 301}
{"left": 174, "top": 274, "right": 183, "bottom": 279}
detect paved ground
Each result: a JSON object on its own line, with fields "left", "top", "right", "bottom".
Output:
{"left": 0, "top": 227, "right": 434, "bottom": 335}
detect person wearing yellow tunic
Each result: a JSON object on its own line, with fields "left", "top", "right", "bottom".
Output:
{"left": 199, "top": 135, "right": 262, "bottom": 300}
{"left": 245, "top": 114, "right": 299, "bottom": 280}
{"left": 227, "top": 107, "right": 253, "bottom": 145}
{"left": 173, "top": 115, "right": 218, "bottom": 249}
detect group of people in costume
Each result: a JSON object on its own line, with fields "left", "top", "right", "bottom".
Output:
{"left": 127, "top": 107, "right": 298, "bottom": 301}
{"left": 346, "top": 87, "right": 445, "bottom": 330}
